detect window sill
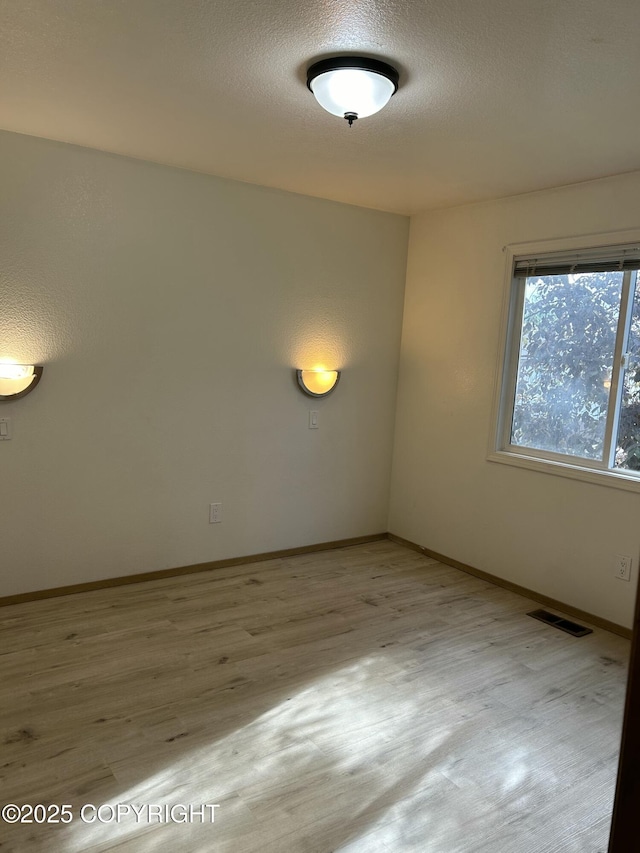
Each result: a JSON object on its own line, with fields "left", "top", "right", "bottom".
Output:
{"left": 487, "top": 449, "right": 640, "bottom": 493}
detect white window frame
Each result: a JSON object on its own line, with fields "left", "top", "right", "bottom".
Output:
{"left": 488, "top": 229, "right": 640, "bottom": 493}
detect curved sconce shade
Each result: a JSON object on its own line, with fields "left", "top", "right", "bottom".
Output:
{"left": 0, "top": 364, "right": 44, "bottom": 401}
{"left": 296, "top": 369, "right": 340, "bottom": 398}
{"left": 307, "top": 56, "right": 399, "bottom": 126}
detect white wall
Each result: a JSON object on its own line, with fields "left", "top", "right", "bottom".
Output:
{"left": 390, "top": 172, "right": 640, "bottom": 629}
{"left": 0, "top": 130, "right": 409, "bottom": 597}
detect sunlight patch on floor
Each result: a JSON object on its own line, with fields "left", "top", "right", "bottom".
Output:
{"left": 61, "top": 654, "right": 454, "bottom": 851}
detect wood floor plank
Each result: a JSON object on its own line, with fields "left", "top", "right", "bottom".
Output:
{"left": 0, "top": 541, "right": 629, "bottom": 852}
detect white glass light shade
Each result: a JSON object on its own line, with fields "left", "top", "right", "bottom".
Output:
{"left": 310, "top": 69, "right": 395, "bottom": 119}
{"left": 307, "top": 57, "right": 399, "bottom": 124}
{"left": 0, "top": 364, "right": 33, "bottom": 380}
{"left": 296, "top": 369, "right": 340, "bottom": 397}
{"left": 0, "top": 364, "right": 43, "bottom": 400}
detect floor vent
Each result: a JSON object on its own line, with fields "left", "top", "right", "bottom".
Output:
{"left": 527, "top": 609, "right": 593, "bottom": 637}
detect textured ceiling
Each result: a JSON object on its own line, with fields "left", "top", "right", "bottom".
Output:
{"left": 1, "top": 0, "right": 639, "bottom": 214}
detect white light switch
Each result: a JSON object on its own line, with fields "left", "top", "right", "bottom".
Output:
{"left": 0, "top": 417, "right": 11, "bottom": 440}
{"left": 309, "top": 410, "right": 318, "bottom": 429}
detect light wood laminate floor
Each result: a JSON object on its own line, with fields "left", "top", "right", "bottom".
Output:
{"left": 0, "top": 541, "right": 629, "bottom": 852}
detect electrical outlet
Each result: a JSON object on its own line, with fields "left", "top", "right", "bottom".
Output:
{"left": 209, "top": 502, "right": 222, "bottom": 524}
{"left": 614, "top": 554, "right": 632, "bottom": 582}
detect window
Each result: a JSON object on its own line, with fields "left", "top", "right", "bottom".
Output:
{"left": 492, "top": 239, "right": 640, "bottom": 487}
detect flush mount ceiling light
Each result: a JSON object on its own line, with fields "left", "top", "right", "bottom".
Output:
{"left": 307, "top": 56, "right": 399, "bottom": 127}
{"left": 0, "top": 364, "right": 44, "bottom": 401}
{"left": 296, "top": 369, "right": 341, "bottom": 397}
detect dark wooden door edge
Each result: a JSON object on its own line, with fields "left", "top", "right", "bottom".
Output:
{"left": 608, "top": 569, "right": 640, "bottom": 850}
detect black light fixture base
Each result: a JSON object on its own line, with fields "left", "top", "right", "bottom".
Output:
{"left": 306, "top": 56, "right": 399, "bottom": 93}
{"left": 344, "top": 112, "right": 358, "bottom": 127}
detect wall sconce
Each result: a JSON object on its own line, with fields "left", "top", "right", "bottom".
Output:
{"left": 296, "top": 368, "right": 340, "bottom": 398}
{"left": 0, "top": 364, "right": 44, "bottom": 401}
